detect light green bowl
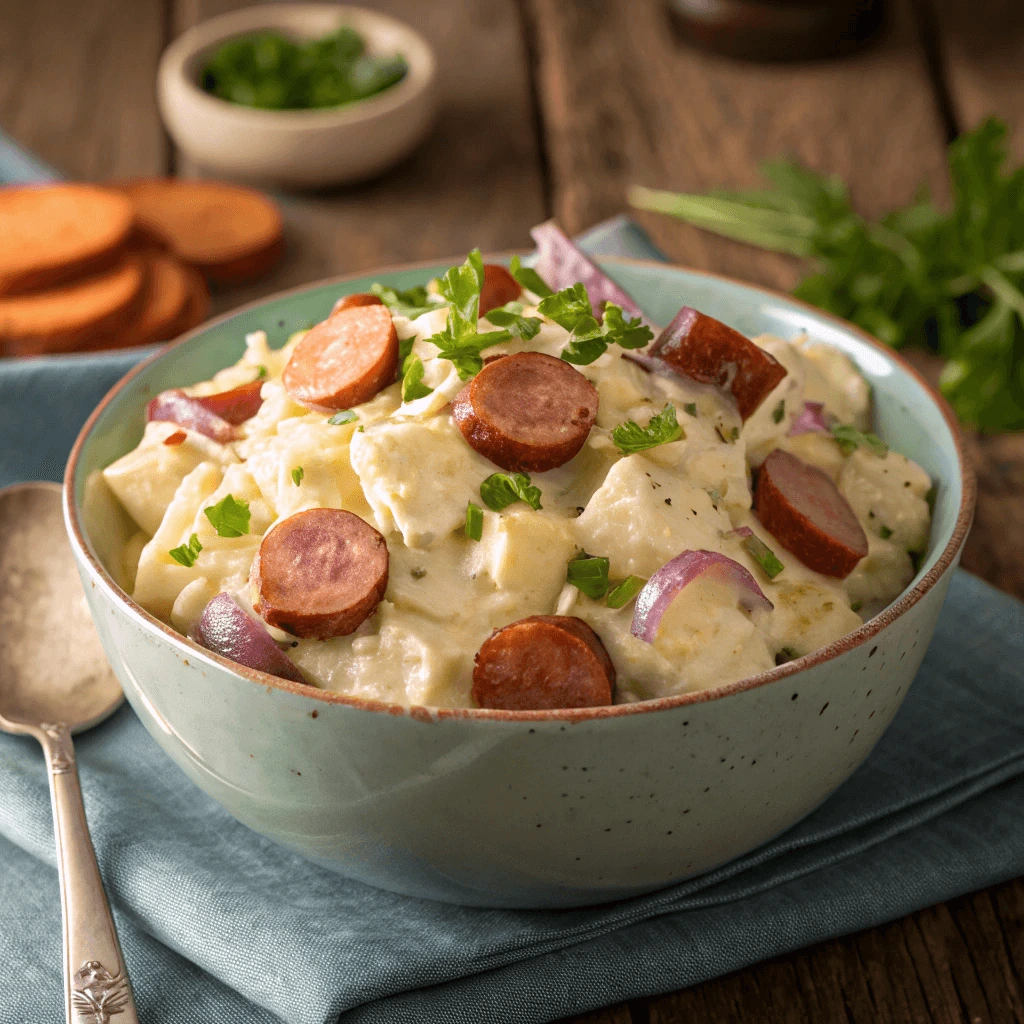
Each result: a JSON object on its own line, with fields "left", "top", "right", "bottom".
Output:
{"left": 64, "top": 257, "right": 975, "bottom": 908}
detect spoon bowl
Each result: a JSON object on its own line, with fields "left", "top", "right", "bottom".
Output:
{"left": 0, "top": 481, "right": 138, "bottom": 1023}
{"left": 0, "top": 482, "right": 122, "bottom": 734}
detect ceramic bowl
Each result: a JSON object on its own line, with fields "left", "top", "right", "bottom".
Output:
{"left": 64, "top": 257, "right": 975, "bottom": 909}
{"left": 157, "top": 4, "right": 437, "bottom": 187}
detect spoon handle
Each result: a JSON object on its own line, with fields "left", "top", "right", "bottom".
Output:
{"left": 40, "top": 723, "right": 139, "bottom": 1024}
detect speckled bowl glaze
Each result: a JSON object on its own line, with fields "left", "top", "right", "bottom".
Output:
{"left": 64, "top": 257, "right": 974, "bottom": 909}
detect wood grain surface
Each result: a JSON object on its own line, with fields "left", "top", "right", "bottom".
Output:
{"left": 0, "top": 0, "right": 1021, "bottom": 1020}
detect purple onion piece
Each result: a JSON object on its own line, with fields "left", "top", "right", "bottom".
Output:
{"left": 724, "top": 526, "right": 754, "bottom": 539}
{"left": 630, "top": 550, "right": 774, "bottom": 644}
{"left": 147, "top": 389, "right": 237, "bottom": 444}
{"left": 530, "top": 220, "right": 651, "bottom": 323}
{"left": 788, "top": 401, "right": 830, "bottom": 437}
{"left": 190, "top": 593, "right": 306, "bottom": 684}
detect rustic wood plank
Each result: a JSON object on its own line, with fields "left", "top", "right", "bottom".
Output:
{"left": 556, "top": 1004, "right": 634, "bottom": 1024}
{"left": 930, "top": 0, "right": 1024, "bottom": 159}
{"left": 518, "top": 0, "right": 951, "bottom": 293}
{"left": 0, "top": 0, "right": 167, "bottom": 179}
{"left": 171, "top": 0, "right": 547, "bottom": 314}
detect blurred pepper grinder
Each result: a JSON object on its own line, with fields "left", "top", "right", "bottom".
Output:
{"left": 667, "top": 0, "right": 884, "bottom": 60}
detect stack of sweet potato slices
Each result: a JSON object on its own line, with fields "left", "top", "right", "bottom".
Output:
{"left": 0, "top": 180, "right": 284, "bottom": 357}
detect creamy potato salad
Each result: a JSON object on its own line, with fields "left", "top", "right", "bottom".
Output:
{"left": 96, "top": 243, "right": 933, "bottom": 709}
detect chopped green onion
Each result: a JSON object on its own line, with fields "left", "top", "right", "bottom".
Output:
{"left": 567, "top": 554, "right": 610, "bottom": 599}
{"left": 465, "top": 502, "right": 483, "bottom": 541}
{"left": 742, "top": 534, "right": 784, "bottom": 579}
{"left": 607, "top": 575, "right": 647, "bottom": 609}
{"left": 328, "top": 410, "right": 358, "bottom": 425}
{"left": 683, "top": 402, "right": 697, "bottom": 418}
{"left": 879, "top": 525, "right": 893, "bottom": 540}
{"left": 851, "top": 600, "right": 864, "bottom": 613}
{"left": 831, "top": 423, "right": 889, "bottom": 458}
{"left": 772, "top": 400, "right": 785, "bottom": 424}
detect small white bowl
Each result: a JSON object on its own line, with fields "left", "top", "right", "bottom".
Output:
{"left": 157, "top": 4, "right": 437, "bottom": 188}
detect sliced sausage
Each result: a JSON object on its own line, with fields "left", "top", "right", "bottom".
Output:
{"left": 452, "top": 352, "right": 598, "bottom": 472}
{"left": 194, "top": 378, "right": 265, "bottom": 425}
{"left": 282, "top": 303, "right": 399, "bottom": 411}
{"left": 472, "top": 615, "right": 616, "bottom": 710}
{"left": 650, "top": 306, "right": 787, "bottom": 420}
{"left": 251, "top": 508, "right": 389, "bottom": 640}
{"left": 147, "top": 389, "right": 237, "bottom": 444}
{"left": 332, "top": 292, "right": 383, "bottom": 315}
{"left": 479, "top": 263, "right": 522, "bottom": 316}
{"left": 755, "top": 448, "right": 868, "bottom": 578}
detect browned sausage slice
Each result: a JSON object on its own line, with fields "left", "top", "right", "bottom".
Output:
{"left": 650, "top": 306, "right": 787, "bottom": 420}
{"left": 251, "top": 508, "right": 389, "bottom": 640}
{"left": 195, "top": 378, "right": 265, "bottom": 425}
{"left": 479, "top": 264, "right": 522, "bottom": 316}
{"left": 452, "top": 352, "right": 598, "bottom": 472}
{"left": 332, "top": 292, "right": 383, "bottom": 315}
{"left": 282, "top": 304, "right": 399, "bottom": 411}
{"left": 755, "top": 448, "right": 868, "bottom": 578}
{"left": 472, "top": 615, "right": 616, "bottom": 710}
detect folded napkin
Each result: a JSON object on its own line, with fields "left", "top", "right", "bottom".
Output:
{"left": 2, "top": 220, "right": 1023, "bottom": 1024}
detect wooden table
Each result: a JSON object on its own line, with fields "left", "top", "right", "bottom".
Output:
{"left": 3, "top": 1, "right": 1023, "bottom": 1020}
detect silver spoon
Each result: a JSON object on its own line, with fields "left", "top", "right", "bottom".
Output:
{"left": 0, "top": 482, "right": 138, "bottom": 1024}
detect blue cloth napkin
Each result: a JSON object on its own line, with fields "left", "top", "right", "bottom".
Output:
{"left": 1, "top": 219, "right": 1023, "bottom": 1024}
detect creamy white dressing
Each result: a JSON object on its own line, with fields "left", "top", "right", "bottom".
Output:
{"left": 99, "top": 302, "right": 933, "bottom": 706}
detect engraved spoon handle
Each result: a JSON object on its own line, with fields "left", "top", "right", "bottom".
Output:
{"left": 40, "top": 723, "right": 139, "bottom": 1024}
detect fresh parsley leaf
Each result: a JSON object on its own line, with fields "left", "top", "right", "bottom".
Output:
{"left": 479, "top": 472, "right": 542, "bottom": 512}
{"left": 879, "top": 525, "right": 893, "bottom": 540}
{"left": 203, "top": 494, "right": 251, "bottom": 538}
{"left": 606, "top": 574, "right": 647, "bottom": 609}
{"left": 292, "top": 466, "right": 304, "bottom": 486}
{"left": 425, "top": 250, "right": 512, "bottom": 379}
{"left": 465, "top": 501, "right": 483, "bottom": 541}
{"left": 742, "top": 535, "right": 784, "bottom": 579}
{"left": 509, "top": 253, "right": 553, "bottom": 298}
{"left": 540, "top": 285, "right": 652, "bottom": 365}
{"left": 328, "top": 410, "right": 357, "bottom": 425}
{"left": 612, "top": 404, "right": 684, "bottom": 454}
{"left": 484, "top": 305, "right": 542, "bottom": 340}
{"left": 370, "top": 281, "right": 439, "bottom": 319}
{"left": 567, "top": 553, "right": 610, "bottom": 599}
{"left": 684, "top": 402, "right": 698, "bottom": 417}
{"left": 772, "top": 399, "right": 786, "bottom": 424}
{"left": 631, "top": 117, "right": 1024, "bottom": 431}
{"left": 398, "top": 335, "right": 416, "bottom": 366}
{"left": 257, "top": 364, "right": 268, "bottom": 379}
{"left": 601, "top": 303, "right": 653, "bottom": 350}
{"left": 831, "top": 423, "right": 889, "bottom": 458}
{"left": 168, "top": 533, "right": 202, "bottom": 568}
{"left": 538, "top": 283, "right": 595, "bottom": 331}
{"left": 401, "top": 353, "right": 434, "bottom": 402}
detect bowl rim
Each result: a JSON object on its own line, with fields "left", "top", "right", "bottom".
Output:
{"left": 158, "top": 2, "right": 436, "bottom": 129}
{"left": 64, "top": 254, "right": 977, "bottom": 724}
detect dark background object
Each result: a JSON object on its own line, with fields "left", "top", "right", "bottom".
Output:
{"left": 667, "top": 0, "right": 885, "bottom": 60}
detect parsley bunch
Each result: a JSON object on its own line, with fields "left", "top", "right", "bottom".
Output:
{"left": 538, "top": 284, "right": 653, "bottom": 364}
{"left": 630, "top": 118, "right": 1024, "bottom": 432}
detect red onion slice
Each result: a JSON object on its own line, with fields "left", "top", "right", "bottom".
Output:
{"left": 788, "top": 401, "right": 830, "bottom": 436}
{"left": 630, "top": 550, "right": 774, "bottom": 643}
{"left": 723, "top": 526, "right": 754, "bottom": 539}
{"left": 190, "top": 593, "right": 306, "bottom": 684}
{"left": 530, "top": 220, "right": 651, "bottom": 323}
{"left": 147, "top": 390, "right": 238, "bottom": 444}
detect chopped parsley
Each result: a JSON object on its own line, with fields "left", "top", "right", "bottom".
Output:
{"left": 465, "top": 501, "right": 484, "bottom": 541}
{"left": 257, "top": 364, "right": 268, "bottom": 379}
{"left": 508, "top": 254, "right": 553, "bottom": 298}
{"left": 851, "top": 600, "right": 864, "bottom": 613}
{"left": 879, "top": 525, "right": 893, "bottom": 540}
{"left": 775, "top": 647, "right": 800, "bottom": 665}
{"left": 479, "top": 471, "right": 542, "bottom": 512}
{"left": 539, "top": 283, "right": 653, "bottom": 365}
{"left": 328, "top": 410, "right": 358, "bottom": 425}
{"left": 567, "top": 553, "right": 610, "bottom": 599}
{"left": 742, "top": 534, "right": 784, "bottom": 579}
{"left": 831, "top": 423, "right": 889, "bottom": 458}
{"left": 684, "top": 402, "right": 697, "bottom": 418}
{"left": 370, "top": 281, "right": 438, "bottom": 319}
{"left": 203, "top": 494, "right": 251, "bottom": 538}
{"left": 168, "top": 533, "right": 203, "bottom": 568}
{"left": 606, "top": 574, "right": 647, "bottom": 609}
{"left": 484, "top": 304, "right": 542, "bottom": 340}
{"left": 772, "top": 399, "right": 786, "bottom": 424}
{"left": 611, "top": 403, "right": 684, "bottom": 454}
{"left": 292, "top": 466, "right": 304, "bottom": 486}
{"left": 425, "top": 250, "right": 513, "bottom": 378}
{"left": 401, "top": 353, "right": 434, "bottom": 402}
